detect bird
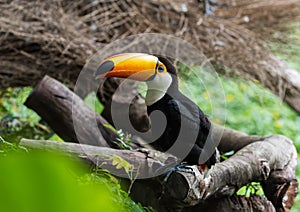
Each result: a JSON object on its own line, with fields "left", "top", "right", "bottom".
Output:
{"left": 95, "top": 53, "right": 217, "bottom": 171}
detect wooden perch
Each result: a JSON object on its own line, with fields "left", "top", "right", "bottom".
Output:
{"left": 24, "top": 75, "right": 117, "bottom": 147}
{"left": 163, "top": 135, "right": 298, "bottom": 211}
{"left": 24, "top": 76, "right": 298, "bottom": 211}
{"left": 19, "top": 138, "right": 178, "bottom": 179}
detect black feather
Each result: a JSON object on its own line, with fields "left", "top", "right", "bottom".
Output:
{"left": 147, "top": 91, "right": 216, "bottom": 166}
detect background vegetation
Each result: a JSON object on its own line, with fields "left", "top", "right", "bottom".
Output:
{"left": 0, "top": 17, "right": 299, "bottom": 212}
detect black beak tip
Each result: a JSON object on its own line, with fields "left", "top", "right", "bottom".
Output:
{"left": 94, "top": 60, "right": 115, "bottom": 79}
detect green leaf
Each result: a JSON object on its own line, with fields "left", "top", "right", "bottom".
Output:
{"left": 111, "top": 155, "right": 133, "bottom": 174}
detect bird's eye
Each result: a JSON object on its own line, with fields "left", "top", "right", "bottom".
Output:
{"left": 158, "top": 65, "right": 164, "bottom": 73}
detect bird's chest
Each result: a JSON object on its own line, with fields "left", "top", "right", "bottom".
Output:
{"left": 147, "top": 98, "right": 194, "bottom": 151}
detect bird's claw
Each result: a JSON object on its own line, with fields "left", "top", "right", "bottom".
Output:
{"left": 172, "top": 164, "right": 194, "bottom": 173}
{"left": 164, "top": 164, "right": 194, "bottom": 183}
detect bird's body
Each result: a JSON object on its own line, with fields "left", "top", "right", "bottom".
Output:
{"left": 95, "top": 53, "right": 216, "bottom": 169}
{"left": 146, "top": 81, "right": 215, "bottom": 167}
{"left": 147, "top": 94, "right": 211, "bottom": 165}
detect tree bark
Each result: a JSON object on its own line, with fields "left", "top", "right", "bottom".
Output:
{"left": 162, "top": 135, "right": 298, "bottom": 211}
{"left": 24, "top": 75, "right": 117, "bottom": 148}
{"left": 19, "top": 138, "right": 178, "bottom": 179}
{"left": 23, "top": 76, "right": 298, "bottom": 211}
{"left": 97, "top": 78, "right": 150, "bottom": 133}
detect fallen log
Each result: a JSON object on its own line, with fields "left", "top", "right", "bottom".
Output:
{"left": 24, "top": 75, "right": 117, "bottom": 147}
{"left": 23, "top": 76, "right": 298, "bottom": 211}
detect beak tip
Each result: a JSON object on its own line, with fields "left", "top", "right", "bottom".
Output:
{"left": 94, "top": 74, "right": 106, "bottom": 80}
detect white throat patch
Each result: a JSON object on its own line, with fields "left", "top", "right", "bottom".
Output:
{"left": 145, "top": 73, "right": 172, "bottom": 106}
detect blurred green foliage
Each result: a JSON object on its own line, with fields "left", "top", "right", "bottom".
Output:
{"left": 84, "top": 92, "right": 104, "bottom": 114}
{"left": 0, "top": 150, "right": 117, "bottom": 212}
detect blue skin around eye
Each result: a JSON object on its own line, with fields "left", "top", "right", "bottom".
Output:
{"left": 158, "top": 65, "right": 164, "bottom": 72}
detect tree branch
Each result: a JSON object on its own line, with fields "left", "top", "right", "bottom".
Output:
{"left": 19, "top": 138, "right": 178, "bottom": 179}
{"left": 24, "top": 75, "right": 117, "bottom": 148}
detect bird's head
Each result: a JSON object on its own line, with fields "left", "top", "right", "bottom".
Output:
{"left": 95, "top": 53, "right": 178, "bottom": 105}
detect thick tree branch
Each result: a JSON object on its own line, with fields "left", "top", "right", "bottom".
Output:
{"left": 19, "top": 138, "right": 178, "bottom": 179}
{"left": 162, "top": 135, "right": 298, "bottom": 211}
{"left": 213, "top": 124, "right": 265, "bottom": 153}
{"left": 24, "top": 75, "right": 117, "bottom": 148}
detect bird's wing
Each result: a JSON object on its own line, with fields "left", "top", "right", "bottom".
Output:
{"left": 174, "top": 91, "right": 211, "bottom": 143}
{"left": 173, "top": 92, "right": 202, "bottom": 125}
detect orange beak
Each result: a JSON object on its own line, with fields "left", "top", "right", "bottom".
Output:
{"left": 94, "top": 53, "right": 166, "bottom": 81}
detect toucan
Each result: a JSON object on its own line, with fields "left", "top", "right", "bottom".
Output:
{"left": 95, "top": 53, "right": 216, "bottom": 170}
